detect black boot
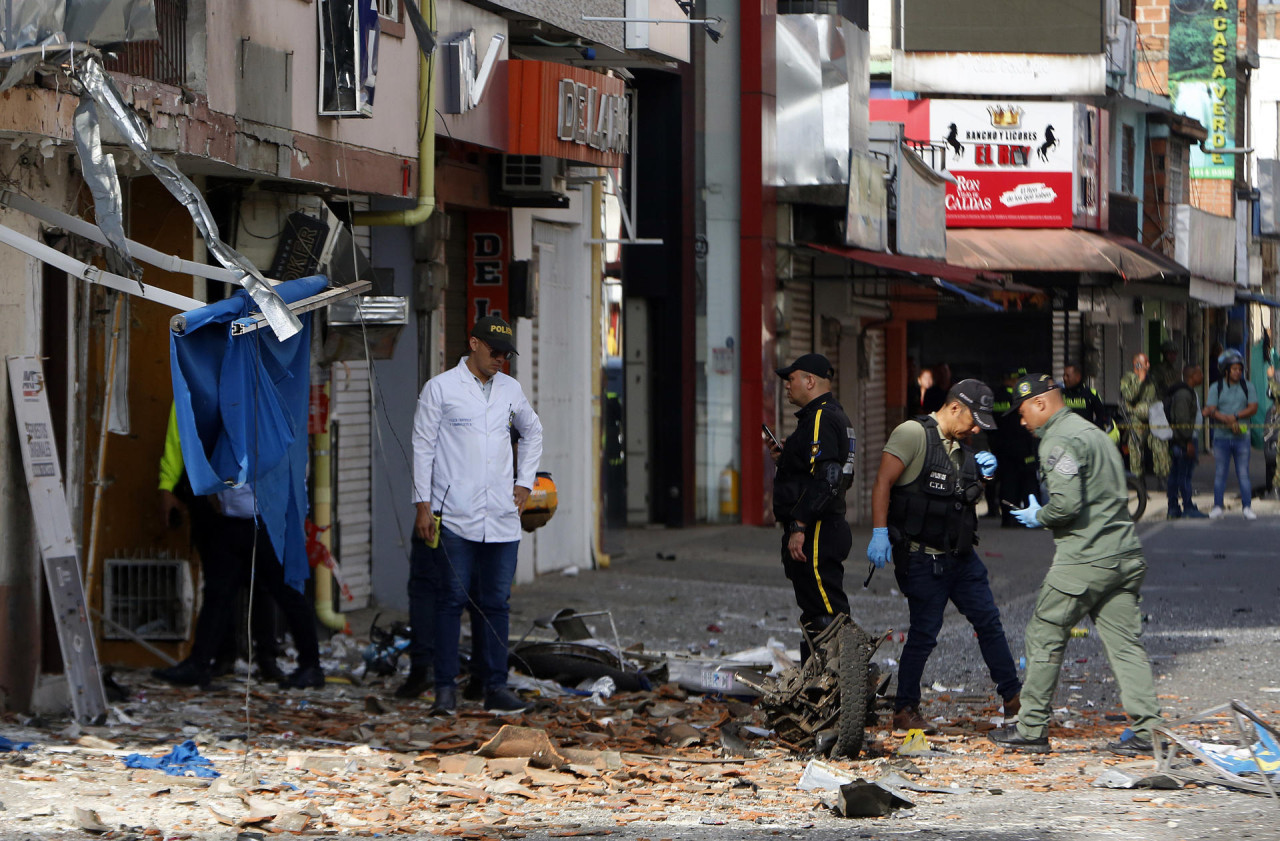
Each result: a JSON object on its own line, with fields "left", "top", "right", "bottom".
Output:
{"left": 394, "top": 666, "right": 432, "bottom": 699}
{"left": 152, "top": 659, "right": 212, "bottom": 687}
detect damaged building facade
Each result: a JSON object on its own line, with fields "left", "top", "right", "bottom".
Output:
{"left": 0, "top": 0, "right": 693, "bottom": 714}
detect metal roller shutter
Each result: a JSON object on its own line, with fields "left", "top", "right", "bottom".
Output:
{"left": 857, "top": 327, "right": 887, "bottom": 521}
{"left": 779, "top": 279, "right": 814, "bottom": 439}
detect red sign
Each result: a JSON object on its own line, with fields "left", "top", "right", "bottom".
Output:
{"left": 466, "top": 211, "right": 509, "bottom": 328}
{"left": 508, "top": 60, "right": 629, "bottom": 167}
{"left": 944, "top": 171, "right": 1074, "bottom": 227}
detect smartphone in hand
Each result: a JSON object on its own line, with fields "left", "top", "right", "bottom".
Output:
{"left": 762, "top": 423, "right": 781, "bottom": 449}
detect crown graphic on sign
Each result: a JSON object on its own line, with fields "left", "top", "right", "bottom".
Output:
{"left": 988, "top": 105, "right": 1024, "bottom": 128}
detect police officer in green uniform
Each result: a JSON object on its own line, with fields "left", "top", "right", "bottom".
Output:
{"left": 770, "top": 353, "right": 857, "bottom": 662}
{"left": 989, "top": 374, "right": 1161, "bottom": 756}
{"left": 1120, "top": 353, "right": 1170, "bottom": 479}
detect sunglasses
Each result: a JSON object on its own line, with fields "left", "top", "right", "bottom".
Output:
{"left": 481, "top": 340, "right": 516, "bottom": 361}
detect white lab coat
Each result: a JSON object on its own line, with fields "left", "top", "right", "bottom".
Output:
{"left": 412, "top": 358, "right": 543, "bottom": 543}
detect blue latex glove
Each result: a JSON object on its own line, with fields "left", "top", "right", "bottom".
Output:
{"left": 867, "top": 527, "right": 892, "bottom": 569}
{"left": 1013, "top": 495, "right": 1044, "bottom": 528}
{"left": 975, "top": 450, "right": 998, "bottom": 479}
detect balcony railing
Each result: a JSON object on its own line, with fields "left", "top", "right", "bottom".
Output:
{"left": 103, "top": 0, "right": 186, "bottom": 87}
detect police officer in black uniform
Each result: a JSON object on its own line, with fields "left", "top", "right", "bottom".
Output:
{"left": 992, "top": 368, "right": 1039, "bottom": 526}
{"left": 1061, "top": 363, "right": 1111, "bottom": 430}
{"left": 769, "top": 353, "right": 857, "bottom": 662}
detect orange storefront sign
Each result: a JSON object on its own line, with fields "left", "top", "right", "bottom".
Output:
{"left": 508, "top": 60, "right": 629, "bottom": 168}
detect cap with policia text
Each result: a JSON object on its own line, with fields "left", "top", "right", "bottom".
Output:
{"left": 948, "top": 378, "right": 996, "bottom": 431}
{"left": 776, "top": 353, "right": 834, "bottom": 380}
{"left": 471, "top": 315, "right": 518, "bottom": 355}
{"left": 1009, "top": 373, "right": 1058, "bottom": 411}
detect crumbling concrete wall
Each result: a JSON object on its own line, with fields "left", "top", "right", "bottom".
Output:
{"left": 0, "top": 147, "right": 78, "bottom": 713}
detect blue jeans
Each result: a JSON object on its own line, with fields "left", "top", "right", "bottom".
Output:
{"left": 433, "top": 527, "right": 519, "bottom": 693}
{"left": 1212, "top": 435, "right": 1252, "bottom": 509}
{"left": 1166, "top": 443, "right": 1196, "bottom": 515}
{"left": 892, "top": 547, "right": 1021, "bottom": 709}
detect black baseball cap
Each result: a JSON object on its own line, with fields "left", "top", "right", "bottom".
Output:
{"left": 947, "top": 378, "right": 996, "bottom": 430}
{"left": 471, "top": 315, "right": 517, "bottom": 355}
{"left": 776, "top": 353, "right": 834, "bottom": 380}
{"left": 1009, "top": 373, "right": 1058, "bottom": 411}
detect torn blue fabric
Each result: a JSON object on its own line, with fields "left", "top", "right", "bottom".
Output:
{"left": 0, "top": 735, "right": 31, "bottom": 751}
{"left": 123, "top": 739, "right": 219, "bottom": 777}
{"left": 170, "top": 276, "right": 326, "bottom": 592}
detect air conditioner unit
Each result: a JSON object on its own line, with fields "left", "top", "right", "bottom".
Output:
{"left": 501, "top": 155, "right": 562, "bottom": 193}
{"left": 103, "top": 559, "right": 194, "bottom": 641}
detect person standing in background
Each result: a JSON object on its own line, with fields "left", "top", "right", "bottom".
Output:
{"left": 1204, "top": 349, "right": 1258, "bottom": 520}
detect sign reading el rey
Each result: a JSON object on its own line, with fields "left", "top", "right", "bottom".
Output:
{"left": 508, "top": 61, "right": 629, "bottom": 167}
{"left": 929, "top": 100, "right": 1077, "bottom": 228}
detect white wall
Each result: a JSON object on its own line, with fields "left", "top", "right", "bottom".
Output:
{"left": 699, "top": 0, "right": 741, "bottom": 522}
{"left": 1250, "top": 39, "right": 1280, "bottom": 182}
{"left": 205, "top": 0, "right": 420, "bottom": 156}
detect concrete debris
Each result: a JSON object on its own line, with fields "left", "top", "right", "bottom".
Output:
{"left": 834, "top": 779, "right": 915, "bottom": 817}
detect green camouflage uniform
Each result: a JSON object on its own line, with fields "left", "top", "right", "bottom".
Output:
{"left": 1017, "top": 407, "right": 1161, "bottom": 743}
{"left": 1119, "top": 371, "right": 1169, "bottom": 479}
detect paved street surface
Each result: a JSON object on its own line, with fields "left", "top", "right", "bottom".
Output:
{"left": 1, "top": 464, "right": 1278, "bottom": 840}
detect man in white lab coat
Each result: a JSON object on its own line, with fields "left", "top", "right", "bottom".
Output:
{"left": 410, "top": 315, "right": 543, "bottom": 716}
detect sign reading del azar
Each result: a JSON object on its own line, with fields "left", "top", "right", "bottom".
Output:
{"left": 508, "top": 61, "right": 630, "bottom": 168}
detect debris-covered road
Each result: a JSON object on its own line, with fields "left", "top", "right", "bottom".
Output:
{"left": 1, "top": 515, "right": 1278, "bottom": 839}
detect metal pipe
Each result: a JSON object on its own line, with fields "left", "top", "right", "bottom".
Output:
{"left": 84, "top": 295, "right": 124, "bottom": 627}
{"left": 351, "top": 0, "right": 437, "bottom": 227}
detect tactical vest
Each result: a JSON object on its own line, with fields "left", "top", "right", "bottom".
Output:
{"left": 1062, "top": 384, "right": 1096, "bottom": 413}
{"left": 888, "top": 416, "right": 982, "bottom": 555}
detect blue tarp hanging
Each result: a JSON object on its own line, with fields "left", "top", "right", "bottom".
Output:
{"left": 170, "top": 276, "right": 326, "bottom": 591}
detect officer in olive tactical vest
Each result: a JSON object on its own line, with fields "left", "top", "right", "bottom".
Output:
{"left": 867, "top": 379, "right": 1022, "bottom": 732}
{"left": 769, "top": 354, "right": 857, "bottom": 662}
{"left": 990, "top": 374, "right": 1160, "bottom": 757}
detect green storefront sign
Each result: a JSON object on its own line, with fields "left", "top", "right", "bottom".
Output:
{"left": 1170, "top": 0, "right": 1236, "bottom": 180}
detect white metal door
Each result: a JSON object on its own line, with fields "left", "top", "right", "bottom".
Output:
{"left": 330, "top": 360, "right": 372, "bottom": 610}
{"left": 529, "top": 221, "right": 593, "bottom": 576}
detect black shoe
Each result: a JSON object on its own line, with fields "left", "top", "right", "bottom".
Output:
{"left": 279, "top": 665, "right": 326, "bottom": 689}
{"left": 462, "top": 677, "right": 484, "bottom": 702}
{"left": 395, "top": 668, "right": 432, "bottom": 699}
{"left": 1183, "top": 508, "right": 1209, "bottom": 519}
{"left": 256, "top": 659, "right": 285, "bottom": 683}
{"left": 430, "top": 685, "right": 458, "bottom": 717}
{"left": 1166, "top": 509, "right": 1182, "bottom": 519}
{"left": 988, "top": 725, "right": 1050, "bottom": 753}
{"left": 152, "top": 659, "right": 212, "bottom": 687}
{"left": 483, "top": 687, "right": 529, "bottom": 716}
{"left": 1107, "top": 731, "right": 1153, "bottom": 756}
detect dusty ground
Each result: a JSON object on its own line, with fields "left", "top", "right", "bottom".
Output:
{"left": 2, "top": 486, "right": 1279, "bottom": 840}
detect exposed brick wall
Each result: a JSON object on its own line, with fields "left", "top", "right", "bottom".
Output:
{"left": 1134, "top": 0, "right": 1169, "bottom": 96}
{"left": 1190, "top": 178, "right": 1234, "bottom": 217}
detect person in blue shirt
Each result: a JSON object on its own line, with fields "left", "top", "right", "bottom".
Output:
{"left": 1204, "top": 349, "right": 1259, "bottom": 520}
